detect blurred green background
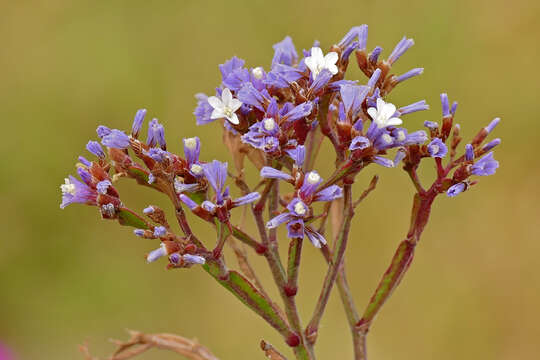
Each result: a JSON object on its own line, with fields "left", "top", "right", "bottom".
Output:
{"left": 1, "top": 0, "right": 539, "bottom": 359}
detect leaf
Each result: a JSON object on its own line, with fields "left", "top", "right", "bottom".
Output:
{"left": 117, "top": 208, "right": 149, "bottom": 229}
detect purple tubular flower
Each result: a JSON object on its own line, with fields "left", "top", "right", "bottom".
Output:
{"left": 314, "top": 185, "right": 343, "bottom": 202}
{"left": 86, "top": 141, "right": 105, "bottom": 158}
{"left": 143, "top": 206, "right": 154, "bottom": 214}
{"left": 329, "top": 79, "right": 358, "bottom": 92}
{"left": 147, "top": 245, "right": 167, "bottom": 263}
{"left": 237, "top": 83, "right": 270, "bottom": 112}
{"left": 134, "top": 229, "right": 145, "bottom": 237}
{"left": 369, "top": 46, "right": 382, "bottom": 64}
{"left": 272, "top": 36, "right": 298, "bottom": 66}
{"left": 357, "top": 24, "right": 369, "bottom": 51}
{"left": 183, "top": 254, "right": 206, "bottom": 265}
{"left": 102, "top": 129, "right": 130, "bottom": 149}
{"left": 424, "top": 120, "right": 439, "bottom": 130}
{"left": 367, "top": 68, "right": 382, "bottom": 88}
{"left": 260, "top": 166, "right": 293, "bottom": 181}
{"left": 465, "top": 144, "right": 475, "bottom": 161}
{"left": 388, "top": 36, "right": 414, "bottom": 64}
{"left": 451, "top": 101, "right": 458, "bottom": 116}
{"left": 285, "top": 145, "right": 306, "bottom": 167}
{"left": 78, "top": 156, "right": 91, "bottom": 166}
{"left": 482, "top": 138, "right": 501, "bottom": 151}
{"left": 147, "top": 118, "right": 166, "bottom": 149}
{"left": 282, "top": 102, "right": 313, "bottom": 123}
{"left": 202, "top": 160, "right": 228, "bottom": 204}
{"left": 310, "top": 69, "right": 333, "bottom": 92}
{"left": 179, "top": 194, "right": 198, "bottom": 210}
{"left": 77, "top": 167, "right": 92, "bottom": 185}
{"left": 174, "top": 180, "right": 198, "bottom": 194}
{"left": 427, "top": 138, "right": 448, "bottom": 158}
{"left": 342, "top": 41, "right": 358, "bottom": 61}
{"left": 398, "top": 100, "right": 429, "bottom": 115}
{"left": 183, "top": 137, "right": 201, "bottom": 165}
{"left": 339, "top": 26, "right": 362, "bottom": 47}
{"left": 147, "top": 147, "right": 167, "bottom": 162}
{"left": 299, "top": 171, "right": 323, "bottom": 199}
{"left": 373, "top": 156, "right": 395, "bottom": 168}
{"left": 349, "top": 136, "right": 370, "bottom": 151}
{"left": 394, "top": 149, "right": 407, "bottom": 166}
{"left": 96, "top": 180, "right": 112, "bottom": 194}
{"left": 153, "top": 226, "right": 167, "bottom": 237}
{"left": 219, "top": 56, "right": 245, "bottom": 80}
{"left": 471, "top": 152, "right": 499, "bottom": 176}
{"left": 485, "top": 118, "right": 500, "bottom": 134}
{"left": 233, "top": 192, "right": 261, "bottom": 206}
{"left": 405, "top": 130, "right": 428, "bottom": 145}
{"left": 201, "top": 201, "right": 217, "bottom": 213}
{"left": 194, "top": 93, "right": 215, "bottom": 125}
{"left": 396, "top": 68, "right": 423, "bottom": 83}
{"left": 60, "top": 175, "right": 97, "bottom": 209}
{"left": 286, "top": 218, "right": 304, "bottom": 239}
{"left": 265, "top": 64, "right": 303, "bottom": 89}
{"left": 305, "top": 227, "right": 326, "bottom": 248}
{"left": 340, "top": 84, "right": 369, "bottom": 116}
{"left": 447, "top": 183, "right": 467, "bottom": 197}
{"left": 441, "top": 93, "right": 450, "bottom": 117}
{"left": 96, "top": 125, "right": 112, "bottom": 138}
{"left": 131, "top": 108, "right": 147, "bottom": 137}
{"left": 266, "top": 213, "right": 293, "bottom": 229}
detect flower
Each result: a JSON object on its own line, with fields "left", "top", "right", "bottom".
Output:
{"left": 427, "top": 138, "right": 448, "bottom": 158}
{"left": 272, "top": 36, "right": 298, "bottom": 67}
{"left": 207, "top": 88, "right": 243, "bottom": 125}
{"left": 60, "top": 175, "right": 97, "bottom": 209}
{"left": 147, "top": 118, "right": 166, "bottom": 149}
{"left": 447, "top": 182, "right": 467, "bottom": 197}
{"left": 131, "top": 108, "right": 147, "bottom": 137}
{"left": 471, "top": 152, "right": 499, "bottom": 176}
{"left": 387, "top": 36, "right": 414, "bottom": 64}
{"left": 86, "top": 141, "right": 105, "bottom": 158}
{"left": 465, "top": 144, "right": 475, "bottom": 161}
{"left": 101, "top": 129, "right": 130, "bottom": 149}
{"left": 305, "top": 47, "right": 339, "bottom": 79}
{"left": 367, "top": 98, "right": 402, "bottom": 128}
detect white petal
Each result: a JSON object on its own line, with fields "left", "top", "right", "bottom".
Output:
{"left": 380, "top": 102, "right": 397, "bottom": 120}
{"left": 304, "top": 57, "right": 316, "bottom": 73}
{"left": 230, "top": 98, "right": 243, "bottom": 112}
{"left": 367, "top": 107, "right": 378, "bottom": 120}
{"left": 386, "top": 117, "right": 403, "bottom": 126}
{"left": 210, "top": 108, "right": 224, "bottom": 119}
{"left": 311, "top": 47, "right": 324, "bottom": 60}
{"left": 327, "top": 64, "right": 338, "bottom": 75}
{"left": 324, "top": 52, "right": 339, "bottom": 66}
{"left": 207, "top": 96, "right": 223, "bottom": 109}
{"left": 227, "top": 113, "right": 240, "bottom": 125}
{"left": 376, "top": 97, "right": 386, "bottom": 112}
{"left": 221, "top": 88, "right": 233, "bottom": 106}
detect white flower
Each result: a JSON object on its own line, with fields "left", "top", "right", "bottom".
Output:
{"left": 304, "top": 47, "right": 339, "bottom": 79}
{"left": 252, "top": 67, "right": 264, "bottom": 79}
{"left": 207, "top": 88, "right": 243, "bottom": 125}
{"left": 60, "top": 178, "right": 75, "bottom": 195}
{"left": 367, "top": 98, "right": 403, "bottom": 128}
{"left": 294, "top": 201, "right": 307, "bottom": 216}
{"left": 263, "top": 118, "right": 276, "bottom": 131}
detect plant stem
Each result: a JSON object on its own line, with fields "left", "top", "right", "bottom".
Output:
{"left": 306, "top": 184, "right": 354, "bottom": 344}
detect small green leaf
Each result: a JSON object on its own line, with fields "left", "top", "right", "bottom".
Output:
{"left": 117, "top": 208, "right": 148, "bottom": 229}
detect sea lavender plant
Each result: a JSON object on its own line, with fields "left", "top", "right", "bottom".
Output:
{"left": 61, "top": 25, "right": 501, "bottom": 360}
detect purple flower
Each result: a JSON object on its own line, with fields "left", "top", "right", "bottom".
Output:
{"left": 237, "top": 83, "right": 270, "bottom": 112}
{"left": 427, "top": 138, "right": 448, "bottom": 158}
{"left": 143, "top": 206, "right": 154, "bottom": 214}
{"left": 77, "top": 167, "right": 92, "bottom": 185}
{"left": 285, "top": 145, "right": 306, "bottom": 167}
{"left": 282, "top": 102, "right": 313, "bottom": 123}
{"left": 388, "top": 36, "right": 414, "bottom": 64}
{"left": 183, "top": 254, "right": 206, "bottom": 265}
{"left": 78, "top": 156, "right": 91, "bottom": 167}
{"left": 396, "top": 68, "right": 423, "bottom": 83}
{"left": 404, "top": 130, "right": 428, "bottom": 145}
{"left": 471, "top": 152, "right": 499, "bottom": 176}
{"left": 349, "top": 136, "right": 370, "bottom": 151}
{"left": 398, "top": 100, "right": 429, "bottom": 116}
{"left": 309, "top": 69, "right": 333, "bottom": 93}
{"left": 147, "top": 244, "right": 167, "bottom": 263}
{"left": 96, "top": 125, "right": 112, "bottom": 138}
{"left": 147, "top": 147, "right": 167, "bottom": 162}
{"left": 241, "top": 118, "right": 281, "bottom": 153}
{"left": 131, "top": 108, "right": 147, "bottom": 137}
{"left": 369, "top": 46, "right": 382, "bottom": 64}
{"left": 340, "top": 84, "right": 369, "bottom": 118}
{"left": 233, "top": 192, "right": 261, "bottom": 206}
{"left": 96, "top": 180, "right": 112, "bottom": 194}
{"left": 272, "top": 36, "right": 298, "bottom": 66}
{"left": 373, "top": 156, "right": 395, "bottom": 168}
{"left": 219, "top": 56, "right": 245, "bottom": 80}
{"left": 465, "top": 144, "right": 475, "bottom": 161}
{"left": 134, "top": 229, "right": 145, "bottom": 237}
{"left": 153, "top": 226, "right": 167, "bottom": 237}
{"left": 179, "top": 194, "right": 198, "bottom": 210}
{"left": 447, "top": 182, "right": 467, "bottom": 197}
{"left": 86, "top": 141, "right": 105, "bottom": 158}
{"left": 147, "top": 118, "right": 166, "bottom": 149}
{"left": 60, "top": 175, "right": 97, "bottom": 209}
{"left": 299, "top": 171, "right": 323, "bottom": 200}
{"left": 183, "top": 137, "right": 201, "bottom": 165}
{"left": 314, "top": 185, "right": 343, "bottom": 202}
{"left": 102, "top": 129, "right": 130, "bottom": 149}
{"left": 482, "top": 138, "right": 501, "bottom": 151}
{"left": 260, "top": 167, "right": 293, "bottom": 181}
{"left": 440, "top": 93, "right": 450, "bottom": 117}
{"left": 194, "top": 93, "right": 215, "bottom": 125}
{"left": 424, "top": 121, "right": 439, "bottom": 130}
{"left": 485, "top": 118, "right": 500, "bottom": 134}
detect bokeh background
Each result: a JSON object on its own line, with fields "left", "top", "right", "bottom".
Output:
{"left": 1, "top": 0, "right": 539, "bottom": 359}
